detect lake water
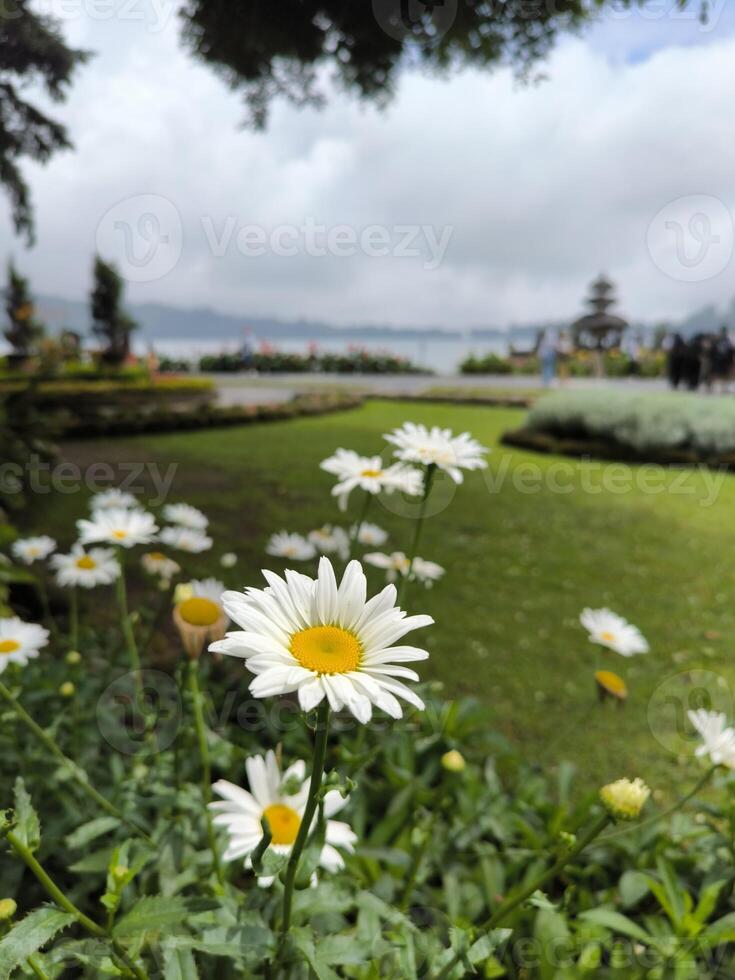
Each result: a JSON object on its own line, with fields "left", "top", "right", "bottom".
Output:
{"left": 134, "top": 335, "right": 510, "bottom": 374}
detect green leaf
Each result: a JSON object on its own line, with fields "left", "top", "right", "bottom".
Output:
{"left": 113, "top": 896, "right": 189, "bottom": 937}
{"left": 578, "top": 908, "right": 651, "bottom": 943}
{"left": 12, "top": 778, "right": 40, "bottom": 854}
{"left": 66, "top": 817, "right": 120, "bottom": 850}
{"left": 697, "top": 912, "right": 735, "bottom": 950}
{"left": 162, "top": 941, "right": 199, "bottom": 980}
{"left": 692, "top": 878, "right": 728, "bottom": 926}
{"left": 0, "top": 906, "right": 75, "bottom": 980}
{"left": 290, "top": 928, "right": 340, "bottom": 980}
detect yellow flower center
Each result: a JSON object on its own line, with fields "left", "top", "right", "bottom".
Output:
{"left": 112, "top": 530, "right": 128, "bottom": 540}
{"left": 600, "top": 630, "right": 616, "bottom": 644}
{"left": 595, "top": 670, "right": 627, "bottom": 699}
{"left": 75, "top": 555, "right": 97, "bottom": 570}
{"left": 178, "top": 597, "right": 221, "bottom": 627}
{"left": 0, "top": 639, "right": 20, "bottom": 655}
{"left": 263, "top": 803, "right": 301, "bottom": 846}
{"left": 148, "top": 552, "right": 166, "bottom": 562}
{"left": 361, "top": 468, "right": 383, "bottom": 478}
{"left": 290, "top": 625, "right": 361, "bottom": 674}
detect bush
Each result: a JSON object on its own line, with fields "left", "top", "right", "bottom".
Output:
{"left": 518, "top": 390, "right": 735, "bottom": 458}
{"left": 199, "top": 348, "right": 428, "bottom": 374}
{"left": 460, "top": 353, "right": 514, "bottom": 375}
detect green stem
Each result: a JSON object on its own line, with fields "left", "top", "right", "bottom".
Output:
{"left": 35, "top": 579, "right": 58, "bottom": 639}
{"left": 398, "top": 816, "right": 434, "bottom": 911}
{"left": 434, "top": 812, "right": 610, "bottom": 980}
{"left": 186, "top": 658, "right": 225, "bottom": 887}
{"left": 279, "top": 701, "right": 331, "bottom": 948}
{"left": 600, "top": 766, "right": 716, "bottom": 841}
{"left": 347, "top": 491, "right": 373, "bottom": 561}
{"left": 4, "top": 829, "right": 149, "bottom": 980}
{"left": 69, "top": 587, "right": 79, "bottom": 651}
{"left": 398, "top": 463, "right": 436, "bottom": 606}
{"left": 116, "top": 557, "right": 142, "bottom": 683}
{"left": 0, "top": 679, "right": 153, "bottom": 845}
{"left": 26, "top": 955, "right": 51, "bottom": 980}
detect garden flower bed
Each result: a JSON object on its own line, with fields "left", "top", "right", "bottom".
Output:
{"left": 3, "top": 407, "right": 735, "bottom": 976}
{"left": 503, "top": 390, "right": 735, "bottom": 467}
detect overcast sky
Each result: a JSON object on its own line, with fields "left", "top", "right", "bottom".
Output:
{"left": 4, "top": 0, "right": 735, "bottom": 330}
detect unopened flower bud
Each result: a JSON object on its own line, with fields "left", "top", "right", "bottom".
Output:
{"left": 0, "top": 899, "right": 16, "bottom": 921}
{"left": 59, "top": 682, "right": 75, "bottom": 698}
{"left": 66, "top": 650, "right": 82, "bottom": 665}
{"left": 441, "top": 749, "right": 466, "bottom": 773}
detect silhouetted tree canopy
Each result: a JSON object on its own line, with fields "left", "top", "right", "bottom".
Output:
{"left": 91, "top": 256, "right": 137, "bottom": 365}
{"left": 0, "top": 0, "right": 89, "bottom": 243}
{"left": 179, "top": 0, "right": 710, "bottom": 127}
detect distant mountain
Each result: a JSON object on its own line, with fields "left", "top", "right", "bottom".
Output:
{"left": 31, "top": 293, "right": 735, "bottom": 346}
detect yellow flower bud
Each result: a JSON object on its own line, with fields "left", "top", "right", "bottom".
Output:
{"left": 173, "top": 582, "right": 194, "bottom": 605}
{"left": 59, "top": 682, "right": 75, "bottom": 698}
{"left": 66, "top": 650, "right": 82, "bottom": 665}
{"left": 0, "top": 898, "right": 17, "bottom": 921}
{"left": 600, "top": 777, "right": 650, "bottom": 821}
{"left": 441, "top": 749, "right": 466, "bottom": 773}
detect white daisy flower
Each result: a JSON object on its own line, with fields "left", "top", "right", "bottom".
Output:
{"left": 580, "top": 608, "right": 649, "bottom": 657}
{"left": 90, "top": 488, "right": 139, "bottom": 511}
{"left": 174, "top": 578, "right": 227, "bottom": 658}
{"left": 77, "top": 508, "right": 158, "bottom": 549}
{"left": 162, "top": 502, "right": 209, "bottom": 530}
{"left": 411, "top": 557, "right": 445, "bottom": 588}
{"left": 50, "top": 545, "right": 119, "bottom": 589}
{"left": 308, "top": 525, "right": 350, "bottom": 561}
{"left": 0, "top": 617, "right": 49, "bottom": 673}
{"left": 220, "top": 552, "right": 238, "bottom": 568}
{"left": 353, "top": 522, "right": 388, "bottom": 547}
{"left": 141, "top": 551, "right": 180, "bottom": 581}
{"left": 384, "top": 422, "right": 489, "bottom": 484}
{"left": 11, "top": 536, "right": 56, "bottom": 565}
{"left": 688, "top": 709, "right": 735, "bottom": 768}
{"left": 266, "top": 532, "right": 316, "bottom": 562}
{"left": 158, "top": 526, "right": 213, "bottom": 554}
{"left": 210, "top": 750, "right": 356, "bottom": 884}
{"left": 320, "top": 449, "right": 423, "bottom": 511}
{"left": 364, "top": 551, "right": 410, "bottom": 583}
{"left": 211, "top": 557, "right": 433, "bottom": 722}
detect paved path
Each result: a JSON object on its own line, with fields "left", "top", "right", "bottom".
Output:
{"left": 205, "top": 372, "right": 670, "bottom": 406}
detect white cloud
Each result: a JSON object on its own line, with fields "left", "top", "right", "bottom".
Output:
{"left": 3, "top": 5, "right": 735, "bottom": 329}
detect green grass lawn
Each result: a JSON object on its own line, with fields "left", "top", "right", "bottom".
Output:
{"left": 32, "top": 400, "right": 735, "bottom": 797}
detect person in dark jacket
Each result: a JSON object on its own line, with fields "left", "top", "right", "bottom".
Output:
{"left": 666, "top": 333, "right": 687, "bottom": 389}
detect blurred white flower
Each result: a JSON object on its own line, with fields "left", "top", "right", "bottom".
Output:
{"left": 688, "top": 709, "right": 735, "bottom": 768}
{"left": 308, "top": 525, "right": 350, "bottom": 560}
{"left": 0, "top": 617, "right": 49, "bottom": 673}
{"left": 320, "top": 449, "right": 423, "bottom": 511}
{"left": 220, "top": 552, "right": 238, "bottom": 568}
{"left": 162, "top": 502, "right": 208, "bottom": 530}
{"left": 411, "top": 557, "right": 445, "bottom": 588}
{"left": 580, "top": 608, "right": 649, "bottom": 657}
{"left": 266, "top": 532, "right": 316, "bottom": 561}
{"left": 90, "top": 488, "right": 139, "bottom": 511}
{"left": 352, "top": 522, "right": 388, "bottom": 547}
{"left": 210, "top": 750, "right": 356, "bottom": 884}
{"left": 211, "top": 557, "right": 432, "bottom": 722}
{"left": 385, "top": 422, "right": 489, "bottom": 483}
{"left": 50, "top": 545, "right": 119, "bottom": 589}
{"left": 77, "top": 508, "right": 158, "bottom": 549}
{"left": 141, "top": 551, "right": 180, "bottom": 581}
{"left": 159, "top": 526, "right": 213, "bottom": 553}
{"left": 11, "top": 536, "right": 56, "bottom": 565}
{"left": 364, "top": 551, "right": 410, "bottom": 583}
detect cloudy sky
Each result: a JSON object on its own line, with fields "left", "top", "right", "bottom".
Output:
{"left": 4, "top": 0, "right": 735, "bottom": 330}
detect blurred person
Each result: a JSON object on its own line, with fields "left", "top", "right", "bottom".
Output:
{"left": 666, "top": 333, "right": 687, "bottom": 389}
{"left": 710, "top": 325, "right": 734, "bottom": 392}
{"left": 556, "top": 330, "right": 572, "bottom": 384}
{"left": 538, "top": 329, "right": 557, "bottom": 387}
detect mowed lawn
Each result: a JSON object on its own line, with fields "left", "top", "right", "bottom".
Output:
{"left": 33, "top": 399, "right": 735, "bottom": 795}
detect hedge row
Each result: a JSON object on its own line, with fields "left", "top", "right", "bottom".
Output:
{"left": 57, "top": 392, "right": 363, "bottom": 439}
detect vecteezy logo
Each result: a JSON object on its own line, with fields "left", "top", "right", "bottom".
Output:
{"left": 646, "top": 194, "right": 734, "bottom": 282}
{"left": 97, "top": 669, "right": 181, "bottom": 756}
{"left": 372, "top": 0, "right": 456, "bottom": 45}
{"left": 647, "top": 669, "right": 733, "bottom": 758}
{"left": 95, "top": 193, "right": 183, "bottom": 283}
